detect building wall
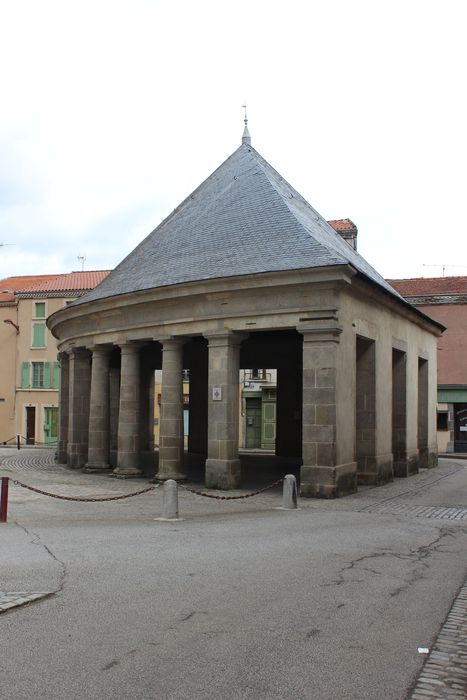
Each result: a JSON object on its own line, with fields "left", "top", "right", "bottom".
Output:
{"left": 339, "top": 282, "right": 439, "bottom": 466}
{"left": 416, "top": 304, "right": 467, "bottom": 385}
{"left": 0, "top": 302, "right": 19, "bottom": 443}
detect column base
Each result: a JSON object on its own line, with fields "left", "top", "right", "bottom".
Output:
{"left": 112, "top": 467, "right": 144, "bottom": 478}
{"left": 83, "top": 461, "right": 111, "bottom": 473}
{"left": 67, "top": 445, "right": 88, "bottom": 470}
{"left": 394, "top": 449, "right": 419, "bottom": 477}
{"left": 419, "top": 446, "right": 438, "bottom": 469}
{"left": 300, "top": 462, "right": 357, "bottom": 498}
{"left": 205, "top": 458, "right": 241, "bottom": 490}
{"left": 152, "top": 471, "right": 187, "bottom": 483}
{"left": 357, "top": 453, "right": 394, "bottom": 486}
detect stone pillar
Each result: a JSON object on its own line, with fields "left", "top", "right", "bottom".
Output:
{"left": 113, "top": 342, "right": 143, "bottom": 477}
{"left": 57, "top": 351, "right": 69, "bottom": 465}
{"left": 67, "top": 348, "right": 91, "bottom": 469}
{"left": 205, "top": 332, "right": 245, "bottom": 489}
{"left": 109, "top": 367, "right": 120, "bottom": 466}
{"left": 84, "top": 345, "right": 111, "bottom": 472}
{"left": 154, "top": 339, "right": 186, "bottom": 481}
{"left": 300, "top": 324, "right": 357, "bottom": 498}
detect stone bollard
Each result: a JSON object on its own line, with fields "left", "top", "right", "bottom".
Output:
{"left": 161, "top": 479, "right": 179, "bottom": 520}
{"left": 282, "top": 474, "right": 298, "bottom": 510}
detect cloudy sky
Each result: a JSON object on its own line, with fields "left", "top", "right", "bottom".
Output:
{"left": 0, "top": 0, "right": 465, "bottom": 282}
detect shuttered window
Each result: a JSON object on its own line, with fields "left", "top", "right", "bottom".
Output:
{"left": 34, "top": 302, "right": 46, "bottom": 318}
{"left": 32, "top": 323, "right": 46, "bottom": 347}
{"left": 21, "top": 362, "right": 30, "bottom": 389}
{"left": 32, "top": 362, "right": 45, "bottom": 388}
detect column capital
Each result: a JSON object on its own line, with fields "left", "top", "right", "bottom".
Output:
{"left": 88, "top": 343, "right": 113, "bottom": 356}
{"left": 69, "top": 346, "right": 91, "bottom": 359}
{"left": 156, "top": 336, "right": 187, "bottom": 350}
{"left": 298, "top": 321, "right": 342, "bottom": 344}
{"left": 119, "top": 341, "right": 144, "bottom": 355}
{"left": 203, "top": 331, "right": 248, "bottom": 348}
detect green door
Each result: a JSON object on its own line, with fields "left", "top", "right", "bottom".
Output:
{"left": 261, "top": 400, "right": 276, "bottom": 450}
{"left": 245, "top": 398, "right": 262, "bottom": 448}
{"left": 44, "top": 407, "right": 58, "bottom": 444}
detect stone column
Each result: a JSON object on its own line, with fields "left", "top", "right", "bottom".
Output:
{"left": 113, "top": 342, "right": 143, "bottom": 477}
{"left": 84, "top": 345, "right": 111, "bottom": 472}
{"left": 67, "top": 348, "right": 91, "bottom": 469}
{"left": 57, "top": 351, "right": 69, "bottom": 465}
{"left": 300, "top": 323, "right": 357, "bottom": 498}
{"left": 154, "top": 338, "right": 186, "bottom": 481}
{"left": 205, "top": 332, "right": 245, "bottom": 489}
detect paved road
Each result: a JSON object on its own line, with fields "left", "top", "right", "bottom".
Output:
{"left": 1, "top": 450, "right": 467, "bottom": 699}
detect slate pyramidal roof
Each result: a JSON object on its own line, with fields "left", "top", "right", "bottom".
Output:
{"left": 74, "top": 143, "right": 403, "bottom": 307}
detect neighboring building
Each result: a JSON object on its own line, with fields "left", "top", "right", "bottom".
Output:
{"left": 0, "top": 271, "right": 109, "bottom": 445}
{"left": 388, "top": 276, "right": 467, "bottom": 454}
{"left": 48, "top": 129, "right": 442, "bottom": 497}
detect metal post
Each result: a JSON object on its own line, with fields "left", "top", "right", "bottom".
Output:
{"left": 16, "top": 434, "right": 20, "bottom": 450}
{"left": 0, "top": 477, "right": 9, "bottom": 523}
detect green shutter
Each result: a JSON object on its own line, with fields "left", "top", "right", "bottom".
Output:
{"left": 53, "top": 362, "right": 61, "bottom": 389}
{"left": 21, "top": 362, "right": 30, "bottom": 389}
{"left": 35, "top": 302, "right": 46, "bottom": 318}
{"left": 32, "top": 323, "right": 45, "bottom": 347}
{"left": 43, "top": 362, "right": 51, "bottom": 388}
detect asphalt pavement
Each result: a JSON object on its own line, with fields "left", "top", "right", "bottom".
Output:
{"left": 1, "top": 448, "right": 467, "bottom": 699}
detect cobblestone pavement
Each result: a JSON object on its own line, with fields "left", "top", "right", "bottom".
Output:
{"left": 408, "top": 579, "right": 467, "bottom": 699}
{"left": 1, "top": 447, "right": 467, "bottom": 698}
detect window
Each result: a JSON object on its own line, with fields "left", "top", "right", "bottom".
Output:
{"left": 32, "top": 362, "right": 45, "bottom": 388}
{"left": 34, "top": 302, "right": 46, "bottom": 318}
{"left": 437, "top": 411, "right": 448, "bottom": 431}
{"left": 32, "top": 323, "right": 46, "bottom": 347}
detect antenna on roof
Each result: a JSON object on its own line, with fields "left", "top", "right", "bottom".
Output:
{"left": 241, "top": 105, "right": 251, "bottom": 145}
{"left": 77, "top": 255, "right": 86, "bottom": 272}
{"left": 422, "top": 263, "right": 467, "bottom": 277}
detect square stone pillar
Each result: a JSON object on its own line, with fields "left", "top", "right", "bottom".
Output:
{"left": 300, "top": 323, "right": 357, "bottom": 498}
{"left": 154, "top": 338, "right": 186, "bottom": 481}
{"left": 113, "top": 342, "right": 143, "bottom": 477}
{"left": 57, "top": 351, "right": 69, "bottom": 465}
{"left": 204, "top": 332, "right": 245, "bottom": 489}
{"left": 67, "top": 348, "right": 91, "bottom": 469}
{"left": 84, "top": 345, "right": 111, "bottom": 472}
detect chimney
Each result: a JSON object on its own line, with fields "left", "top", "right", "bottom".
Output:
{"left": 327, "top": 219, "right": 358, "bottom": 251}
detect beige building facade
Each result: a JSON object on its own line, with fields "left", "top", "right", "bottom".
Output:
{"left": 48, "top": 137, "right": 442, "bottom": 497}
{"left": 0, "top": 272, "right": 109, "bottom": 446}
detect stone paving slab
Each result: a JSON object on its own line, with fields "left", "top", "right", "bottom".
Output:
{"left": 0, "top": 591, "right": 52, "bottom": 613}
{"left": 408, "top": 579, "right": 467, "bottom": 698}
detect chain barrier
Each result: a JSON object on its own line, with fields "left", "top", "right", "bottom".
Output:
{"left": 178, "top": 476, "right": 285, "bottom": 500}
{"left": 12, "top": 479, "right": 158, "bottom": 503}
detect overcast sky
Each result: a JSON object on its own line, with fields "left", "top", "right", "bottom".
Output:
{"left": 0, "top": 0, "right": 465, "bottom": 282}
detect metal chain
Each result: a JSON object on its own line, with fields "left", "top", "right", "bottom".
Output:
{"left": 12, "top": 480, "right": 157, "bottom": 502}
{"left": 178, "top": 476, "right": 285, "bottom": 500}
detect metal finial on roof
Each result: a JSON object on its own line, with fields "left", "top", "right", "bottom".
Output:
{"left": 241, "top": 104, "right": 251, "bottom": 145}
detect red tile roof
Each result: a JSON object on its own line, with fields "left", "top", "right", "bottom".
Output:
{"left": 0, "top": 274, "right": 60, "bottom": 302}
{"left": 18, "top": 270, "right": 111, "bottom": 293}
{"left": 328, "top": 218, "right": 358, "bottom": 232}
{"left": 388, "top": 276, "right": 467, "bottom": 298}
